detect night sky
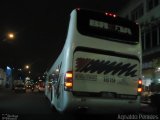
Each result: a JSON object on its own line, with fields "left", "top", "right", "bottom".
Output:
{"left": 0, "top": 0, "right": 130, "bottom": 79}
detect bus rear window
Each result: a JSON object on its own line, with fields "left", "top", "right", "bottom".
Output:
{"left": 76, "top": 9, "right": 139, "bottom": 44}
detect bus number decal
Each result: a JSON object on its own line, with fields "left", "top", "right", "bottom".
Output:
{"left": 104, "top": 76, "right": 116, "bottom": 83}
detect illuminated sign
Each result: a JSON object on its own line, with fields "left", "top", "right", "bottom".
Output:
{"left": 89, "top": 19, "right": 132, "bottom": 35}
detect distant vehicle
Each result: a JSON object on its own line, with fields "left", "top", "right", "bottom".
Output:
{"left": 13, "top": 80, "right": 25, "bottom": 92}
{"left": 25, "top": 84, "right": 34, "bottom": 91}
{"left": 38, "top": 80, "right": 45, "bottom": 92}
{"left": 25, "top": 80, "right": 34, "bottom": 92}
{"left": 45, "top": 8, "right": 142, "bottom": 113}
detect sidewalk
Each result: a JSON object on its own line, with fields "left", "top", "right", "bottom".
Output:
{"left": 140, "top": 102, "right": 157, "bottom": 113}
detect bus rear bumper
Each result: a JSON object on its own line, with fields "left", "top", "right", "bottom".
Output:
{"left": 65, "top": 94, "right": 141, "bottom": 114}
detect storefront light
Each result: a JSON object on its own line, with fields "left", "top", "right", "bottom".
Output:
{"left": 155, "top": 67, "right": 160, "bottom": 72}
{"left": 158, "top": 79, "right": 160, "bottom": 83}
{"left": 56, "top": 69, "right": 59, "bottom": 72}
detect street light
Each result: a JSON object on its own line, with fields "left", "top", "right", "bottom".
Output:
{"left": 25, "top": 65, "right": 30, "bottom": 69}
{"left": 7, "top": 33, "right": 14, "bottom": 39}
{"left": 0, "top": 32, "right": 15, "bottom": 42}
{"left": 24, "top": 65, "right": 31, "bottom": 81}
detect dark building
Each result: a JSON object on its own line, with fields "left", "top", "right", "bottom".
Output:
{"left": 119, "top": 0, "right": 160, "bottom": 99}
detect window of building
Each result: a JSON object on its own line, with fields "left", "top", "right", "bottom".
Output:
{"left": 147, "top": 0, "right": 159, "bottom": 11}
{"left": 148, "top": 0, "right": 154, "bottom": 10}
{"left": 158, "top": 24, "right": 160, "bottom": 45}
{"left": 155, "top": 0, "right": 159, "bottom": 5}
{"left": 125, "top": 15, "right": 129, "bottom": 19}
{"left": 131, "top": 3, "right": 144, "bottom": 21}
{"left": 139, "top": 4, "right": 144, "bottom": 17}
{"left": 131, "top": 11, "right": 137, "bottom": 21}
{"left": 152, "top": 27, "right": 158, "bottom": 47}
{"left": 145, "top": 32, "right": 151, "bottom": 49}
{"left": 141, "top": 32, "right": 145, "bottom": 50}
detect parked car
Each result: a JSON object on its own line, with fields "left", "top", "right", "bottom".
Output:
{"left": 13, "top": 80, "right": 25, "bottom": 93}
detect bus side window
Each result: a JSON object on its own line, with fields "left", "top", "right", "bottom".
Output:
{"left": 49, "top": 72, "right": 59, "bottom": 84}
{"left": 49, "top": 74, "right": 55, "bottom": 84}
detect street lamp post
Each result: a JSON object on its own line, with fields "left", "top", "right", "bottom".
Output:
{"left": 0, "top": 32, "right": 15, "bottom": 42}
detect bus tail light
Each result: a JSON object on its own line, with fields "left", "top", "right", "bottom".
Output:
{"left": 138, "top": 80, "right": 142, "bottom": 85}
{"left": 137, "top": 79, "right": 142, "bottom": 94}
{"left": 64, "top": 71, "right": 73, "bottom": 91}
{"left": 137, "top": 88, "right": 142, "bottom": 92}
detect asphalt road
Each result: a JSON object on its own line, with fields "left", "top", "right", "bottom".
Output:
{"left": 0, "top": 88, "right": 159, "bottom": 120}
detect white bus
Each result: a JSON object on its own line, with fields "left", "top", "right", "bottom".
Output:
{"left": 45, "top": 8, "right": 142, "bottom": 113}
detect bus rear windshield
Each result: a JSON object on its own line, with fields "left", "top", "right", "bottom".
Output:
{"left": 77, "top": 9, "right": 139, "bottom": 44}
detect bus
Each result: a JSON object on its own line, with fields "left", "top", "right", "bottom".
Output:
{"left": 45, "top": 8, "right": 142, "bottom": 113}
